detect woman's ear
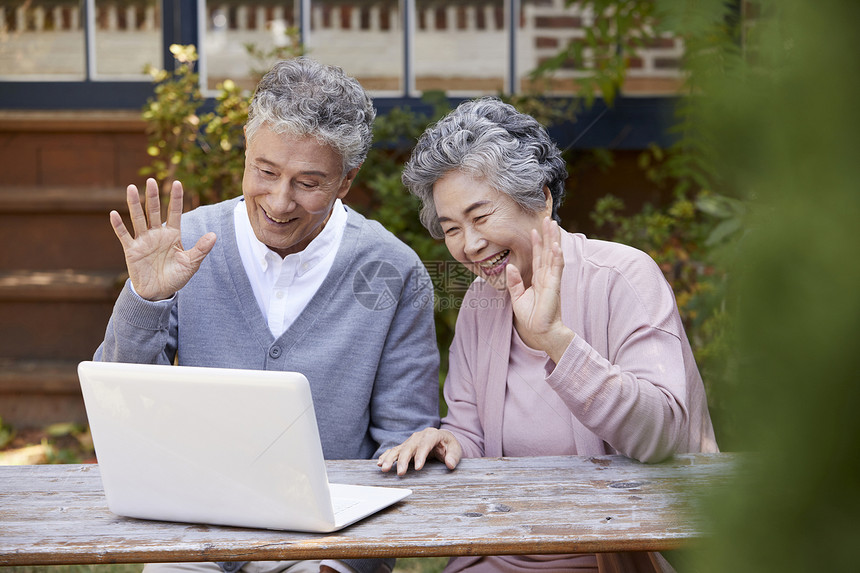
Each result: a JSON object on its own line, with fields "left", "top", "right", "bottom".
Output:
{"left": 543, "top": 185, "right": 553, "bottom": 217}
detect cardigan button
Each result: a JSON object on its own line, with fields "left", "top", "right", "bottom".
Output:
{"left": 269, "top": 346, "right": 282, "bottom": 358}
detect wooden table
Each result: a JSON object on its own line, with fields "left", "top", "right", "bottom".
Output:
{"left": 0, "top": 453, "right": 736, "bottom": 566}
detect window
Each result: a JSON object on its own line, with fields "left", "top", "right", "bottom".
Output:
{"left": 0, "top": 0, "right": 162, "bottom": 80}
{"left": 0, "top": 0, "right": 685, "bottom": 149}
{"left": 1, "top": 0, "right": 89, "bottom": 80}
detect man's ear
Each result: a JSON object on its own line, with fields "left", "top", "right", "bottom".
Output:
{"left": 338, "top": 165, "right": 361, "bottom": 199}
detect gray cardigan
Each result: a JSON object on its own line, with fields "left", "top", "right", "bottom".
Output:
{"left": 96, "top": 199, "right": 440, "bottom": 573}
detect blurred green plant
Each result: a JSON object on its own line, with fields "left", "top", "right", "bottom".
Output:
{"left": 673, "top": 2, "right": 860, "bottom": 572}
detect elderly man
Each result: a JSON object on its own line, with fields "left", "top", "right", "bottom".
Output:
{"left": 95, "top": 58, "right": 440, "bottom": 573}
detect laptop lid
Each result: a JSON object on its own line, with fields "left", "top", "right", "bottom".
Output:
{"left": 77, "top": 361, "right": 410, "bottom": 532}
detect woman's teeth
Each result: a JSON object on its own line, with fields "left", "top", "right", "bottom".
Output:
{"left": 478, "top": 250, "right": 510, "bottom": 270}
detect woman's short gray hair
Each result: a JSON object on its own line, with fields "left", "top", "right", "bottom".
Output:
{"left": 246, "top": 57, "right": 376, "bottom": 173}
{"left": 402, "top": 97, "right": 567, "bottom": 239}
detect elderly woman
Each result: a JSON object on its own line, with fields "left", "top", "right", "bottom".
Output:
{"left": 378, "top": 98, "right": 718, "bottom": 573}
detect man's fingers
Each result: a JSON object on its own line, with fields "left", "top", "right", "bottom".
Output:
{"left": 109, "top": 210, "right": 134, "bottom": 250}
{"left": 188, "top": 232, "right": 217, "bottom": 267}
{"left": 166, "top": 180, "right": 184, "bottom": 229}
{"left": 145, "top": 178, "right": 162, "bottom": 229}
{"left": 126, "top": 184, "right": 148, "bottom": 237}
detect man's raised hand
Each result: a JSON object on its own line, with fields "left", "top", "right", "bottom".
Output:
{"left": 109, "top": 178, "right": 216, "bottom": 301}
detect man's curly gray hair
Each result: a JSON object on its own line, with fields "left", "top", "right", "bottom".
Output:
{"left": 246, "top": 57, "right": 376, "bottom": 174}
{"left": 402, "top": 97, "right": 567, "bottom": 239}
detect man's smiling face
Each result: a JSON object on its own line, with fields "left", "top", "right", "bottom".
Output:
{"left": 242, "top": 123, "right": 357, "bottom": 258}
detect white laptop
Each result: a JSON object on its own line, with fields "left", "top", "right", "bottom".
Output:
{"left": 77, "top": 360, "right": 411, "bottom": 532}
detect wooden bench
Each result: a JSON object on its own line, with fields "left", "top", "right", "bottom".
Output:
{"left": 0, "top": 453, "right": 736, "bottom": 565}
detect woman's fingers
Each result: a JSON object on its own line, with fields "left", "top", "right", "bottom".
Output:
{"left": 377, "top": 428, "right": 452, "bottom": 475}
{"left": 531, "top": 226, "right": 543, "bottom": 276}
{"left": 505, "top": 263, "right": 525, "bottom": 301}
{"left": 439, "top": 433, "right": 463, "bottom": 469}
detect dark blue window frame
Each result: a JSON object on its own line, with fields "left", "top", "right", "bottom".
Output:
{"left": 0, "top": 0, "right": 678, "bottom": 150}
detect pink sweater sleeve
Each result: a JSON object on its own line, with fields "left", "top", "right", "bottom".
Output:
{"left": 546, "top": 255, "right": 706, "bottom": 462}
{"left": 546, "top": 331, "right": 689, "bottom": 462}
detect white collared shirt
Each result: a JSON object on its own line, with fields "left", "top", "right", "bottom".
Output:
{"left": 234, "top": 198, "right": 348, "bottom": 338}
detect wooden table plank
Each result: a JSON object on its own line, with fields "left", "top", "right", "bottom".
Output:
{"left": 0, "top": 454, "right": 736, "bottom": 566}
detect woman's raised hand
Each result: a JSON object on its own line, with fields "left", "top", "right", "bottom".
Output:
{"left": 505, "top": 217, "right": 575, "bottom": 363}
{"left": 377, "top": 428, "right": 463, "bottom": 476}
{"left": 109, "top": 178, "right": 216, "bottom": 301}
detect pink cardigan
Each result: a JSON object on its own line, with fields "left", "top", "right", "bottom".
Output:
{"left": 440, "top": 232, "right": 718, "bottom": 573}
{"left": 442, "top": 231, "right": 717, "bottom": 461}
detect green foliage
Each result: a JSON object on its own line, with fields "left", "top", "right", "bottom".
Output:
{"left": 140, "top": 44, "right": 248, "bottom": 203}
{"left": 675, "top": 2, "right": 860, "bottom": 572}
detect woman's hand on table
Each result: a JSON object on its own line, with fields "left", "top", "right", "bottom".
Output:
{"left": 506, "top": 217, "right": 575, "bottom": 363}
{"left": 377, "top": 428, "right": 463, "bottom": 475}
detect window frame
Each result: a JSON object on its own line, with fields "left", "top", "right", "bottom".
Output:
{"left": 0, "top": 0, "right": 677, "bottom": 150}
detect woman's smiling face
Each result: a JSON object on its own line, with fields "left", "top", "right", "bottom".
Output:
{"left": 433, "top": 170, "right": 551, "bottom": 290}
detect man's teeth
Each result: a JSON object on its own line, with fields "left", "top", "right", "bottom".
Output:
{"left": 479, "top": 250, "right": 510, "bottom": 268}
{"left": 266, "top": 210, "right": 289, "bottom": 223}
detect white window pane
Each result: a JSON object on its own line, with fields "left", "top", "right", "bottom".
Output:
{"left": 0, "top": 0, "right": 86, "bottom": 79}
{"left": 307, "top": 0, "right": 403, "bottom": 95}
{"left": 415, "top": 0, "right": 506, "bottom": 95}
{"left": 93, "top": 0, "right": 162, "bottom": 78}
{"left": 204, "top": 0, "right": 299, "bottom": 92}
